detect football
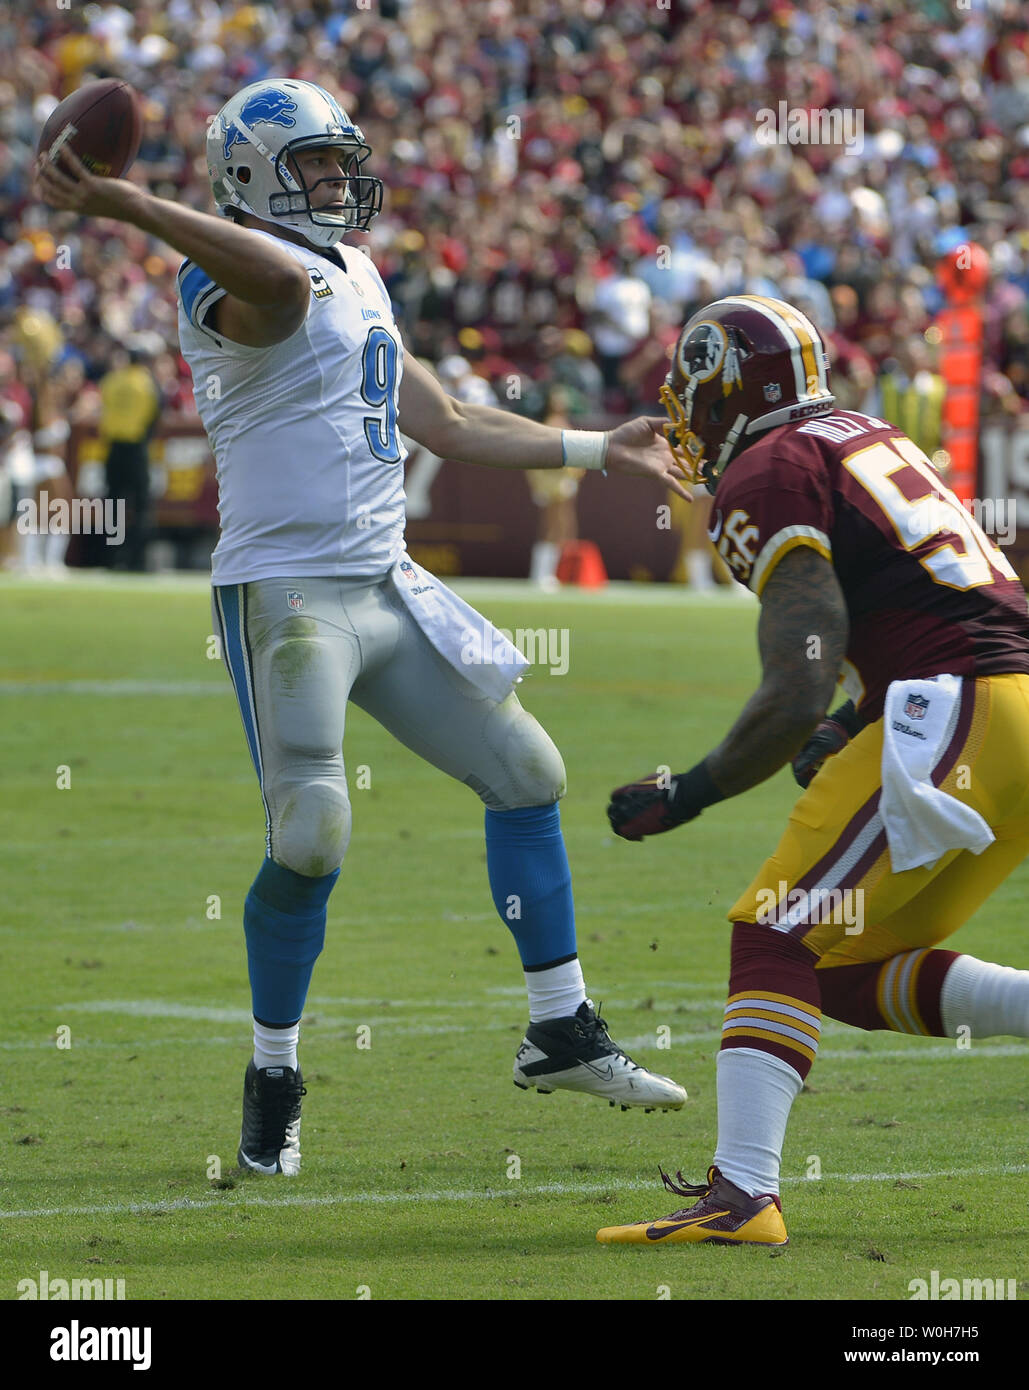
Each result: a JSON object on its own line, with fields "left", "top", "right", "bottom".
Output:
{"left": 36, "top": 78, "right": 143, "bottom": 180}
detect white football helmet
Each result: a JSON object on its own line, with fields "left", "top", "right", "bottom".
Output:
{"left": 207, "top": 79, "right": 382, "bottom": 248}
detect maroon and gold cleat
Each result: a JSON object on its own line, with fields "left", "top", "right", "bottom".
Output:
{"left": 596, "top": 1165, "right": 788, "bottom": 1246}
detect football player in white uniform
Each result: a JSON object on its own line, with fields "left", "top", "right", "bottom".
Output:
{"left": 36, "top": 79, "right": 690, "bottom": 1176}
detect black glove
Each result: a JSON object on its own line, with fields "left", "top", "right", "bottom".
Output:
{"left": 608, "top": 763, "right": 725, "bottom": 841}
{"left": 792, "top": 700, "right": 861, "bottom": 788}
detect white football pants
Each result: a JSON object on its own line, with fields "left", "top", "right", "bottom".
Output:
{"left": 212, "top": 571, "right": 567, "bottom": 876}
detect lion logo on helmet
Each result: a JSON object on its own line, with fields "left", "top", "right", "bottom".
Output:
{"left": 222, "top": 88, "right": 300, "bottom": 161}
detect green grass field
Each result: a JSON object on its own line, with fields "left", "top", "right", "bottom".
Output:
{"left": 1, "top": 574, "right": 1026, "bottom": 1303}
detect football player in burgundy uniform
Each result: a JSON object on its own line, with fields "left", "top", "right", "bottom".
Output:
{"left": 598, "top": 295, "right": 1029, "bottom": 1245}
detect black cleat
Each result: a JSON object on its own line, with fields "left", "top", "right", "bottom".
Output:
{"left": 237, "top": 1061, "right": 305, "bottom": 1176}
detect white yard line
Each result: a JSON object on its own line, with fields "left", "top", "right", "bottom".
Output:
{"left": 0, "top": 572, "right": 212, "bottom": 593}
{"left": 5, "top": 1016, "right": 1026, "bottom": 1057}
{"left": 0, "top": 828, "right": 666, "bottom": 850}
{"left": 2, "top": 1164, "right": 1025, "bottom": 1222}
{"left": 8, "top": 999, "right": 1028, "bottom": 1056}
{"left": 0, "top": 681, "right": 226, "bottom": 697}
{"left": 451, "top": 581, "right": 756, "bottom": 607}
{"left": 485, "top": 983, "right": 723, "bottom": 996}
{"left": 54, "top": 996, "right": 729, "bottom": 1018}
{"left": 0, "top": 572, "right": 754, "bottom": 605}
{"left": 4, "top": 1037, "right": 1024, "bottom": 1058}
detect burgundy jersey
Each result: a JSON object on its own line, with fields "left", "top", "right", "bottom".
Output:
{"left": 708, "top": 409, "right": 1029, "bottom": 722}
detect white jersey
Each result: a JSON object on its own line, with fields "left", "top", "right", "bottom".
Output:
{"left": 176, "top": 228, "right": 407, "bottom": 584}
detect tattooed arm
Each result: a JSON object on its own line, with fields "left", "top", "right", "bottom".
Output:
{"left": 607, "top": 545, "right": 848, "bottom": 840}
{"left": 705, "top": 546, "right": 849, "bottom": 797}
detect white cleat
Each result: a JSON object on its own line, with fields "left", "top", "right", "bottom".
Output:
{"left": 512, "top": 1000, "right": 687, "bottom": 1110}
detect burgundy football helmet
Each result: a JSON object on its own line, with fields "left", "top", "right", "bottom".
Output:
{"left": 660, "top": 295, "right": 836, "bottom": 492}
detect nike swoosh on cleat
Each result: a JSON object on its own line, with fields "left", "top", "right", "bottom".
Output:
{"left": 644, "top": 1211, "right": 730, "bottom": 1240}
{"left": 579, "top": 1061, "right": 615, "bottom": 1080}
{"left": 239, "top": 1157, "right": 280, "bottom": 1175}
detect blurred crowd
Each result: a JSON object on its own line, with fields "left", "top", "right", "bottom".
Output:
{"left": 2, "top": 0, "right": 1029, "bottom": 569}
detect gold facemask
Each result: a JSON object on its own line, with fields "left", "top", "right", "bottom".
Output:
{"left": 659, "top": 382, "right": 705, "bottom": 486}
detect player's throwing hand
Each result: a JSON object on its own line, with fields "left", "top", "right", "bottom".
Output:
{"left": 33, "top": 146, "right": 137, "bottom": 221}
{"left": 605, "top": 416, "right": 693, "bottom": 501}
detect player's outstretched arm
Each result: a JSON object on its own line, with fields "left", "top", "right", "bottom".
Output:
{"left": 608, "top": 547, "right": 848, "bottom": 840}
{"left": 705, "top": 546, "right": 849, "bottom": 795}
{"left": 32, "top": 146, "right": 309, "bottom": 315}
{"left": 398, "top": 354, "right": 691, "bottom": 500}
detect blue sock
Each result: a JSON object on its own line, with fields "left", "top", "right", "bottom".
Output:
{"left": 484, "top": 804, "right": 577, "bottom": 970}
{"left": 243, "top": 858, "right": 340, "bottom": 1026}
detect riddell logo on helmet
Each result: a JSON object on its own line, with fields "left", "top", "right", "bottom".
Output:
{"left": 788, "top": 400, "right": 835, "bottom": 421}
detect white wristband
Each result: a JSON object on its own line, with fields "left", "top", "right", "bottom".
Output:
{"left": 561, "top": 429, "right": 609, "bottom": 472}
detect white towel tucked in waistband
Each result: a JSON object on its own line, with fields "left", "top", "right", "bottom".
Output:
{"left": 880, "top": 674, "right": 994, "bottom": 873}
{"left": 389, "top": 553, "right": 529, "bottom": 702}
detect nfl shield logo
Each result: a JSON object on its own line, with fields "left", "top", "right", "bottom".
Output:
{"left": 763, "top": 382, "right": 782, "bottom": 403}
{"left": 286, "top": 590, "right": 305, "bottom": 612}
{"left": 400, "top": 560, "right": 416, "bottom": 581}
{"left": 905, "top": 693, "right": 929, "bottom": 720}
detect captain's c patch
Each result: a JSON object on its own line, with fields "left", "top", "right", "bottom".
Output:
{"left": 308, "top": 267, "right": 334, "bottom": 300}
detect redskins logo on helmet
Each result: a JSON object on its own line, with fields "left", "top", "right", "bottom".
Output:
{"left": 660, "top": 295, "right": 835, "bottom": 493}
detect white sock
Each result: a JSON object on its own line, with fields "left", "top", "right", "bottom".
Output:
{"left": 43, "top": 527, "right": 69, "bottom": 569}
{"left": 19, "top": 527, "right": 43, "bottom": 569}
{"left": 525, "top": 958, "right": 586, "bottom": 1022}
{"left": 687, "top": 549, "right": 714, "bottom": 590}
{"left": 940, "top": 955, "right": 1029, "bottom": 1038}
{"left": 713, "top": 1048, "right": 804, "bottom": 1197}
{"left": 530, "top": 541, "right": 559, "bottom": 584}
{"left": 253, "top": 1019, "right": 300, "bottom": 1071}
